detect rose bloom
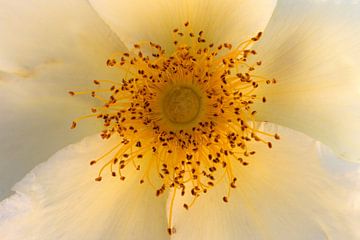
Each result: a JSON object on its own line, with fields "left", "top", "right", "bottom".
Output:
{"left": 0, "top": 0, "right": 359, "bottom": 239}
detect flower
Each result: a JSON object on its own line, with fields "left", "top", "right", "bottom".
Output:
{"left": 0, "top": 0, "right": 359, "bottom": 239}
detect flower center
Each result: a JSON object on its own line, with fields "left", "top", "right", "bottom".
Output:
{"left": 69, "top": 22, "right": 279, "bottom": 235}
{"left": 163, "top": 86, "right": 200, "bottom": 124}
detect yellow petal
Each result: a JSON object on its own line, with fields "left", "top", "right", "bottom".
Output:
{"left": 89, "top": 0, "right": 277, "bottom": 49}
{"left": 0, "top": 135, "right": 169, "bottom": 240}
{"left": 253, "top": 0, "right": 360, "bottom": 161}
{"left": 169, "top": 122, "right": 360, "bottom": 239}
{"left": 0, "top": 1, "right": 126, "bottom": 198}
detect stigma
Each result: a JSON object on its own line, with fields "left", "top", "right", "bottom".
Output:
{"left": 163, "top": 86, "right": 200, "bottom": 124}
{"left": 69, "top": 22, "right": 279, "bottom": 235}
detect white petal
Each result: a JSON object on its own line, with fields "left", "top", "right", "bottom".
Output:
{"left": 0, "top": 0, "right": 126, "bottom": 199}
{"left": 252, "top": 0, "right": 360, "bottom": 161}
{"left": 170, "top": 123, "right": 360, "bottom": 240}
{"left": 89, "top": 0, "right": 277, "bottom": 49}
{"left": 0, "top": 135, "right": 169, "bottom": 240}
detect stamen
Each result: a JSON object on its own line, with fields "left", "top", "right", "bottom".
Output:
{"left": 167, "top": 188, "right": 177, "bottom": 235}
{"left": 70, "top": 21, "right": 279, "bottom": 235}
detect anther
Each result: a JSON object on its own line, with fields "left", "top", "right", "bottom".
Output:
{"left": 167, "top": 227, "right": 176, "bottom": 235}
{"left": 251, "top": 32, "right": 263, "bottom": 41}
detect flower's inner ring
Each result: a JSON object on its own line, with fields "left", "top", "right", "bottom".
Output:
{"left": 162, "top": 86, "right": 201, "bottom": 124}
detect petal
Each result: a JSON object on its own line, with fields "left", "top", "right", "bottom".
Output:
{"left": 252, "top": 0, "right": 360, "bottom": 161}
{"left": 89, "top": 0, "right": 277, "bottom": 49}
{"left": 0, "top": 0, "right": 126, "bottom": 199}
{"left": 0, "top": 135, "right": 169, "bottom": 240}
{"left": 170, "top": 123, "right": 360, "bottom": 240}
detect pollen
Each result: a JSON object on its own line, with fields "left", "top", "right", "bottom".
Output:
{"left": 70, "top": 22, "right": 279, "bottom": 235}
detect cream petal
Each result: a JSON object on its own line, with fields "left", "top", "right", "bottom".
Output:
{"left": 252, "top": 0, "right": 360, "bottom": 161}
{"left": 170, "top": 123, "right": 360, "bottom": 240}
{"left": 0, "top": 1, "right": 126, "bottom": 199}
{"left": 0, "top": 135, "right": 169, "bottom": 240}
{"left": 89, "top": 0, "right": 277, "bottom": 49}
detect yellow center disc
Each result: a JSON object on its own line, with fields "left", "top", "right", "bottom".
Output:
{"left": 163, "top": 86, "right": 201, "bottom": 124}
